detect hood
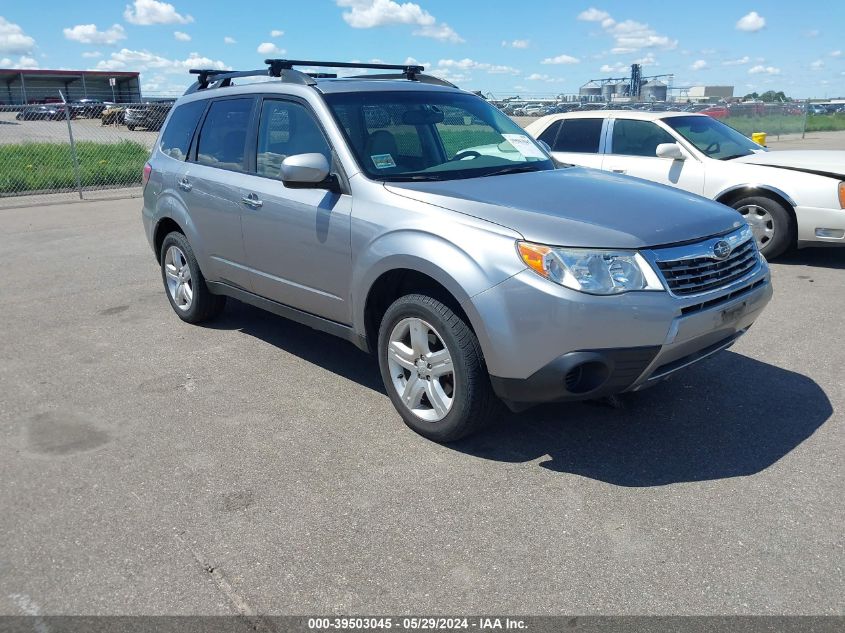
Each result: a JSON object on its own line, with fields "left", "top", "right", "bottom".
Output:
{"left": 385, "top": 168, "right": 744, "bottom": 249}
{"left": 732, "top": 150, "right": 845, "bottom": 178}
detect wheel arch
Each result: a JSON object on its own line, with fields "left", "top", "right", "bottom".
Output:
{"left": 715, "top": 184, "right": 797, "bottom": 209}
{"left": 354, "top": 232, "right": 514, "bottom": 356}
{"left": 152, "top": 217, "right": 185, "bottom": 263}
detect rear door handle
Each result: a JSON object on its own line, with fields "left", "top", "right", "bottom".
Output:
{"left": 241, "top": 193, "right": 263, "bottom": 209}
{"left": 610, "top": 167, "right": 627, "bottom": 174}
{"left": 178, "top": 177, "right": 192, "bottom": 192}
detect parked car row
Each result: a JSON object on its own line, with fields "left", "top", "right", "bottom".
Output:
{"left": 10, "top": 99, "right": 174, "bottom": 131}
{"left": 499, "top": 100, "right": 833, "bottom": 119}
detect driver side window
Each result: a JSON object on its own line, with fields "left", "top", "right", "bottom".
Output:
{"left": 256, "top": 100, "right": 332, "bottom": 179}
{"left": 611, "top": 119, "right": 675, "bottom": 157}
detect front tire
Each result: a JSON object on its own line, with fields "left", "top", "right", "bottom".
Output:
{"left": 159, "top": 232, "right": 226, "bottom": 323}
{"left": 732, "top": 195, "right": 794, "bottom": 259}
{"left": 377, "top": 294, "right": 497, "bottom": 442}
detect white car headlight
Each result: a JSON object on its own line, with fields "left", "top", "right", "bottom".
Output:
{"left": 518, "top": 242, "right": 665, "bottom": 295}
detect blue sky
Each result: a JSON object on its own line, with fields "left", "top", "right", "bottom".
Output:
{"left": 1, "top": 0, "right": 843, "bottom": 98}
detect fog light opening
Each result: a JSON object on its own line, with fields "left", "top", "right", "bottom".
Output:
{"left": 815, "top": 228, "right": 845, "bottom": 239}
{"left": 564, "top": 361, "right": 610, "bottom": 394}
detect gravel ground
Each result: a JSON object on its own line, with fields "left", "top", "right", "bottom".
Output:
{"left": 0, "top": 199, "right": 842, "bottom": 616}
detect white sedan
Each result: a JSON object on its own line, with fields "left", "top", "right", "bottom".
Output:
{"left": 524, "top": 111, "right": 845, "bottom": 258}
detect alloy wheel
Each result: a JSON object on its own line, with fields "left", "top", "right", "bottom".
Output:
{"left": 163, "top": 245, "right": 193, "bottom": 311}
{"left": 386, "top": 317, "right": 455, "bottom": 422}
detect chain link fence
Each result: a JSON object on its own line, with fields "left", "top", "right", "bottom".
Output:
{"left": 1, "top": 87, "right": 841, "bottom": 208}
{"left": 0, "top": 89, "right": 175, "bottom": 207}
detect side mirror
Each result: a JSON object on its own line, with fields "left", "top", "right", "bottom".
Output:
{"left": 656, "top": 143, "right": 686, "bottom": 160}
{"left": 280, "top": 153, "right": 340, "bottom": 192}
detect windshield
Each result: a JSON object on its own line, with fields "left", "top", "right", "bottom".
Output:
{"left": 663, "top": 115, "right": 763, "bottom": 160}
{"left": 323, "top": 90, "right": 555, "bottom": 181}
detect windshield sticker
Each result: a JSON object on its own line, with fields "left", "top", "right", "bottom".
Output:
{"left": 501, "top": 134, "right": 547, "bottom": 160}
{"left": 371, "top": 153, "right": 397, "bottom": 169}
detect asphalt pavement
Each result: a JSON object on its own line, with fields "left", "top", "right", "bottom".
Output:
{"left": 0, "top": 199, "right": 842, "bottom": 616}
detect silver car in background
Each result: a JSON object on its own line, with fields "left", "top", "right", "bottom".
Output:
{"left": 141, "top": 60, "right": 772, "bottom": 441}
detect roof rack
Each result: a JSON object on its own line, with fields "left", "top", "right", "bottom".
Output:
{"left": 185, "top": 58, "right": 456, "bottom": 94}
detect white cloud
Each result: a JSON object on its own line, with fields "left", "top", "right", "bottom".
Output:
{"left": 723, "top": 56, "right": 750, "bottom": 66}
{"left": 577, "top": 8, "right": 611, "bottom": 22}
{"left": 223, "top": 36, "right": 237, "bottom": 45}
{"left": 96, "top": 48, "right": 228, "bottom": 74}
{"left": 124, "top": 0, "right": 193, "bottom": 25}
{"left": 436, "top": 58, "right": 519, "bottom": 75}
{"left": 0, "top": 54, "right": 38, "bottom": 68}
{"left": 803, "top": 29, "right": 819, "bottom": 38}
{"left": 541, "top": 54, "right": 580, "bottom": 65}
{"left": 633, "top": 53, "right": 657, "bottom": 66}
{"left": 576, "top": 10, "right": 676, "bottom": 53}
{"left": 526, "top": 73, "right": 563, "bottom": 83}
{"left": 404, "top": 56, "right": 431, "bottom": 68}
{"left": 412, "top": 23, "right": 463, "bottom": 42}
{"left": 0, "top": 16, "right": 36, "bottom": 54}
{"left": 811, "top": 59, "right": 824, "bottom": 69}
{"left": 690, "top": 59, "right": 708, "bottom": 70}
{"left": 174, "top": 31, "right": 191, "bottom": 41}
{"left": 257, "top": 42, "right": 284, "bottom": 55}
{"left": 748, "top": 64, "right": 780, "bottom": 75}
{"left": 736, "top": 11, "right": 765, "bottom": 32}
{"left": 63, "top": 23, "right": 126, "bottom": 45}
{"left": 599, "top": 62, "right": 627, "bottom": 74}
{"left": 608, "top": 19, "right": 677, "bottom": 53}
{"left": 82, "top": 51, "right": 103, "bottom": 58}
{"left": 336, "top": 1, "right": 463, "bottom": 42}
{"left": 831, "top": 50, "right": 842, "bottom": 58}
{"left": 337, "top": 0, "right": 433, "bottom": 27}
{"left": 502, "top": 39, "right": 529, "bottom": 49}
{"left": 270, "top": 29, "right": 284, "bottom": 37}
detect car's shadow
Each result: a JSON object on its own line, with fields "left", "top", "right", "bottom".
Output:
{"left": 209, "top": 301, "right": 832, "bottom": 488}
{"left": 774, "top": 248, "right": 845, "bottom": 270}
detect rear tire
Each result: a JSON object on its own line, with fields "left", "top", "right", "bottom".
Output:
{"left": 377, "top": 294, "right": 497, "bottom": 442}
{"left": 159, "top": 231, "right": 226, "bottom": 324}
{"left": 731, "top": 195, "right": 794, "bottom": 259}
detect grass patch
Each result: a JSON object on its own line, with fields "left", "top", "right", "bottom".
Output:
{"left": 0, "top": 140, "right": 149, "bottom": 195}
{"left": 804, "top": 113, "right": 845, "bottom": 132}
{"left": 725, "top": 115, "right": 807, "bottom": 137}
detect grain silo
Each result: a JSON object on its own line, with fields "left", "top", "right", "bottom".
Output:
{"left": 641, "top": 79, "right": 668, "bottom": 102}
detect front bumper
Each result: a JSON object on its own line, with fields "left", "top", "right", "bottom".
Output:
{"left": 466, "top": 259, "right": 772, "bottom": 408}
{"left": 795, "top": 205, "right": 845, "bottom": 246}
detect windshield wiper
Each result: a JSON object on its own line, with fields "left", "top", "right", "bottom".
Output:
{"left": 720, "top": 153, "right": 751, "bottom": 161}
{"left": 482, "top": 164, "right": 542, "bottom": 177}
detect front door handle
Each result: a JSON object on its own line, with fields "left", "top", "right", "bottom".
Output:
{"left": 178, "top": 177, "right": 192, "bottom": 192}
{"left": 241, "top": 193, "right": 263, "bottom": 209}
{"left": 610, "top": 167, "right": 627, "bottom": 174}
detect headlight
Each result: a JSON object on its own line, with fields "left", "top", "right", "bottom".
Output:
{"left": 517, "top": 242, "right": 665, "bottom": 295}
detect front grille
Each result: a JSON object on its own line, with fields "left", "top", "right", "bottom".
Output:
{"left": 655, "top": 238, "right": 758, "bottom": 296}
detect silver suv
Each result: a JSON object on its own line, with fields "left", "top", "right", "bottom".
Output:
{"left": 142, "top": 59, "right": 773, "bottom": 441}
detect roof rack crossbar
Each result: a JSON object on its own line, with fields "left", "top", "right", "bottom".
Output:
{"left": 185, "top": 68, "right": 275, "bottom": 94}
{"left": 265, "top": 59, "right": 425, "bottom": 80}
{"left": 185, "top": 59, "right": 451, "bottom": 95}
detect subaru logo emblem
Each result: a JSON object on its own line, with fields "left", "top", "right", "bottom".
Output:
{"left": 713, "top": 240, "right": 732, "bottom": 260}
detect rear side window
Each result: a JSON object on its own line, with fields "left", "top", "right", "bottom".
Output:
{"left": 553, "top": 118, "right": 603, "bottom": 153}
{"left": 159, "top": 100, "right": 206, "bottom": 160}
{"left": 611, "top": 119, "right": 676, "bottom": 157}
{"left": 196, "top": 98, "right": 254, "bottom": 172}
